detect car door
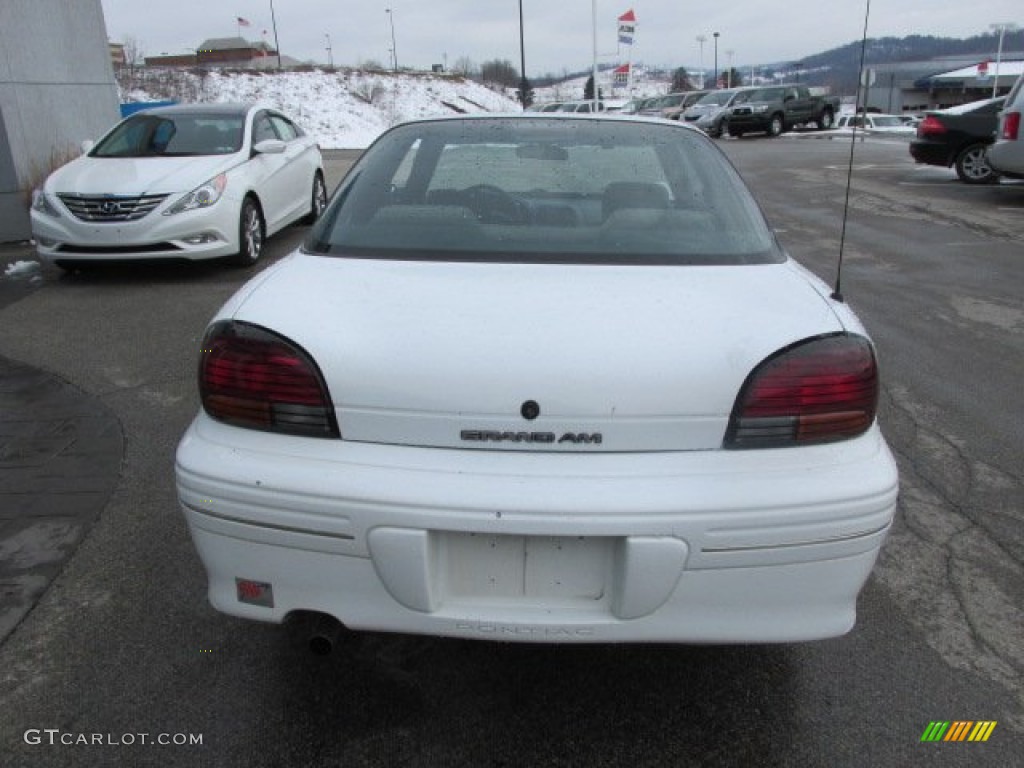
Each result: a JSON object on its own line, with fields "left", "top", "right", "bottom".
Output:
{"left": 267, "top": 112, "right": 317, "bottom": 227}
{"left": 786, "top": 87, "right": 814, "bottom": 124}
{"left": 246, "top": 110, "right": 292, "bottom": 232}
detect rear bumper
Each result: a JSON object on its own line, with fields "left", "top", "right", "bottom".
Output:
{"left": 175, "top": 413, "right": 898, "bottom": 643}
{"left": 909, "top": 141, "right": 953, "bottom": 167}
{"left": 986, "top": 141, "right": 1024, "bottom": 177}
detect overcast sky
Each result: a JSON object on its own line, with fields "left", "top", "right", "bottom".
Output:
{"left": 101, "top": 1, "right": 1021, "bottom": 75}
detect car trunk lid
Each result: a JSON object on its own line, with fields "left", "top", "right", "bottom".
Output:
{"left": 227, "top": 253, "right": 842, "bottom": 452}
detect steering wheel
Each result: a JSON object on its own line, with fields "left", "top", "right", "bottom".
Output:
{"left": 463, "top": 184, "right": 527, "bottom": 224}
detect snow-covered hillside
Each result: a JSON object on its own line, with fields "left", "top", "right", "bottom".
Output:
{"left": 122, "top": 69, "right": 521, "bottom": 149}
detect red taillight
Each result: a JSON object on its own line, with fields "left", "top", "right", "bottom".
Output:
{"left": 916, "top": 115, "right": 946, "bottom": 137}
{"left": 199, "top": 321, "right": 339, "bottom": 437}
{"left": 1002, "top": 111, "right": 1021, "bottom": 141}
{"left": 725, "top": 334, "right": 878, "bottom": 449}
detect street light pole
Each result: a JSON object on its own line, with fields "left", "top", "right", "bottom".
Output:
{"left": 712, "top": 32, "right": 719, "bottom": 89}
{"left": 591, "top": 0, "right": 599, "bottom": 112}
{"left": 325, "top": 33, "right": 333, "bottom": 68}
{"left": 385, "top": 9, "right": 398, "bottom": 72}
{"left": 990, "top": 22, "right": 1020, "bottom": 99}
{"left": 696, "top": 35, "right": 706, "bottom": 89}
{"left": 269, "top": 0, "right": 282, "bottom": 69}
{"left": 518, "top": 0, "right": 528, "bottom": 110}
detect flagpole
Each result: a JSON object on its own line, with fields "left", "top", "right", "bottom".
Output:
{"left": 626, "top": 36, "right": 633, "bottom": 96}
{"left": 617, "top": 10, "right": 636, "bottom": 99}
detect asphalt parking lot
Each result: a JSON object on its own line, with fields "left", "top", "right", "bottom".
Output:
{"left": 0, "top": 136, "right": 1021, "bottom": 767}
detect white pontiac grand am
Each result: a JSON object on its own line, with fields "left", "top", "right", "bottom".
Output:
{"left": 31, "top": 103, "right": 325, "bottom": 270}
{"left": 175, "top": 114, "right": 898, "bottom": 645}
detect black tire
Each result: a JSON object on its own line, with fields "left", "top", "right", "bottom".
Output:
{"left": 816, "top": 110, "right": 834, "bottom": 130}
{"left": 767, "top": 114, "right": 784, "bottom": 137}
{"left": 731, "top": 130, "right": 744, "bottom": 139}
{"left": 954, "top": 143, "right": 998, "bottom": 185}
{"left": 229, "top": 197, "right": 264, "bottom": 267}
{"left": 301, "top": 172, "right": 327, "bottom": 225}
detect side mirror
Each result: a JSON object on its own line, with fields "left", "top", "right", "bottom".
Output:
{"left": 81, "top": 140, "right": 95, "bottom": 154}
{"left": 253, "top": 139, "right": 286, "bottom": 155}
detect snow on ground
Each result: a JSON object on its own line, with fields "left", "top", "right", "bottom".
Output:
{"left": 124, "top": 69, "right": 521, "bottom": 149}
{"left": 121, "top": 68, "right": 678, "bottom": 147}
{"left": 3, "top": 260, "right": 41, "bottom": 279}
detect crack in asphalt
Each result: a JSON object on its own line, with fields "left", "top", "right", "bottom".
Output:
{"left": 876, "top": 383, "right": 1024, "bottom": 730}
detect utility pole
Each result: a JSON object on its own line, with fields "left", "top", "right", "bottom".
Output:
{"left": 385, "top": 9, "right": 398, "bottom": 72}
{"left": 990, "top": 23, "right": 1020, "bottom": 98}
{"left": 269, "top": 0, "right": 282, "bottom": 69}
{"left": 696, "top": 35, "right": 706, "bottom": 89}
{"left": 518, "top": 0, "right": 528, "bottom": 109}
{"left": 712, "top": 32, "right": 719, "bottom": 89}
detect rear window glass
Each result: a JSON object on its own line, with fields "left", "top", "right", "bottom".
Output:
{"left": 308, "top": 118, "right": 780, "bottom": 266}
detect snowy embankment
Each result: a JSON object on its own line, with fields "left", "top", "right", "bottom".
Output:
{"left": 122, "top": 69, "right": 521, "bottom": 149}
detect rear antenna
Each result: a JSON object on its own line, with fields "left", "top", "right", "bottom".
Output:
{"left": 833, "top": 0, "right": 873, "bottom": 303}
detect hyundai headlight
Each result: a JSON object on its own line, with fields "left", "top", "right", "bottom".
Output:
{"left": 165, "top": 174, "right": 227, "bottom": 216}
{"left": 31, "top": 190, "right": 61, "bottom": 218}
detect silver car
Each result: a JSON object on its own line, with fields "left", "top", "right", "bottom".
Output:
{"left": 987, "top": 72, "right": 1024, "bottom": 178}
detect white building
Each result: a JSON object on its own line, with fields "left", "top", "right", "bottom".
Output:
{"left": 0, "top": 0, "right": 120, "bottom": 241}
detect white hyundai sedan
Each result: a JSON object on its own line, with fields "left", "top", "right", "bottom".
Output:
{"left": 31, "top": 103, "right": 325, "bottom": 270}
{"left": 175, "top": 115, "right": 898, "bottom": 645}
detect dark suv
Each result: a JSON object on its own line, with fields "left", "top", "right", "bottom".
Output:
{"left": 909, "top": 97, "right": 1005, "bottom": 184}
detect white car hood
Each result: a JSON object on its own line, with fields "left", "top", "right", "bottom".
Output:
{"left": 46, "top": 154, "right": 241, "bottom": 196}
{"left": 224, "top": 254, "right": 844, "bottom": 451}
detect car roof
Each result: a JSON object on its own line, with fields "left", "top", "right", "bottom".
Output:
{"left": 381, "top": 112, "right": 706, "bottom": 130}
{"left": 133, "top": 103, "right": 255, "bottom": 118}
{"left": 372, "top": 112, "right": 711, "bottom": 140}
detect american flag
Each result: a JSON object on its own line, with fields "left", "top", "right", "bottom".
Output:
{"left": 237, "top": 17, "right": 252, "bottom": 27}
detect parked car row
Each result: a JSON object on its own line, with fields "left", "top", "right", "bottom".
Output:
{"left": 674, "top": 84, "right": 840, "bottom": 138}
{"left": 530, "top": 100, "right": 630, "bottom": 113}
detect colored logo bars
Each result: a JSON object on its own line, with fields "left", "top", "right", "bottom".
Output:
{"left": 921, "top": 721, "right": 997, "bottom": 742}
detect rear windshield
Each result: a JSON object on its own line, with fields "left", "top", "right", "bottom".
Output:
{"left": 307, "top": 118, "right": 781, "bottom": 266}
{"left": 92, "top": 113, "right": 244, "bottom": 157}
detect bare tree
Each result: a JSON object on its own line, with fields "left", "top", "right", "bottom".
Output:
{"left": 452, "top": 56, "right": 477, "bottom": 77}
{"left": 121, "top": 36, "right": 144, "bottom": 89}
{"left": 479, "top": 59, "right": 519, "bottom": 88}
{"left": 671, "top": 67, "right": 694, "bottom": 92}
